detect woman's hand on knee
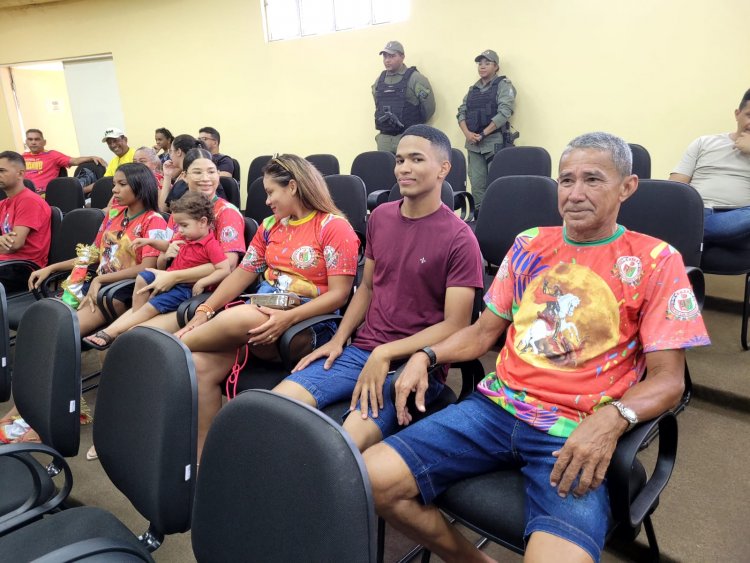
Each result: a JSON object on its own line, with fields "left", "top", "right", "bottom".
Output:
{"left": 246, "top": 306, "right": 292, "bottom": 345}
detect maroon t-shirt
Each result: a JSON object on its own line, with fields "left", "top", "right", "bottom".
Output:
{"left": 351, "top": 201, "right": 483, "bottom": 351}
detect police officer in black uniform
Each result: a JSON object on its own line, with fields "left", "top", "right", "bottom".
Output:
{"left": 457, "top": 49, "right": 516, "bottom": 208}
{"left": 373, "top": 41, "right": 435, "bottom": 154}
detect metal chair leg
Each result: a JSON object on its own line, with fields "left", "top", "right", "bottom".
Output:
{"left": 643, "top": 515, "right": 661, "bottom": 562}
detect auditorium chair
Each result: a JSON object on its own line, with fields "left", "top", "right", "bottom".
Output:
{"left": 305, "top": 153, "right": 340, "bottom": 176}
{"left": 486, "top": 146, "right": 552, "bottom": 187}
{"left": 351, "top": 151, "right": 397, "bottom": 211}
{"left": 44, "top": 178, "right": 84, "bottom": 214}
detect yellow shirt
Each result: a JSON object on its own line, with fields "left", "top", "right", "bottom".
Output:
{"left": 104, "top": 147, "right": 136, "bottom": 177}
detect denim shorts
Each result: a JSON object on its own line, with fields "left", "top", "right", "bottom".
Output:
{"left": 252, "top": 280, "right": 338, "bottom": 348}
{"left": 138, "top": 271, "right": 193, "bottom": 314}
{"left": 384, "top": 393, "right": 610, "bottom": 562}
{"left": 284, "top": 345, "right": 446, "bottom": 437}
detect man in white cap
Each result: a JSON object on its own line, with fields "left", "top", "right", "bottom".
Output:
{"left": 372, "top": 40, "right": 435, "bottom": 153}
{"left": 86, "top": 127, "right": 135, "bottom": 195}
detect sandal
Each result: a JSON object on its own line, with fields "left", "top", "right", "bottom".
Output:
{"left": 80, "top": 397, "right": 93, "bottom": 425}
{"left": 86, "top": 445, "right": 98, "bottom": 461}
{"left": 83, "top": 330, "right": 115, "bottom": 351}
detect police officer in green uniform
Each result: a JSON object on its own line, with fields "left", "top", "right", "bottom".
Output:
{"left": 373, "top": 41, "right": 435, "bottom": 154}
{"left": 457, "top": 49, "right": 516, "bottom": 208}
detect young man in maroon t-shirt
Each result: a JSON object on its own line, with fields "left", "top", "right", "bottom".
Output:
{"left": 274, "top": 125, "right": 484, "bottom": 451}
{"left": 0, "top": 150, "right": 52, "bottom": 291}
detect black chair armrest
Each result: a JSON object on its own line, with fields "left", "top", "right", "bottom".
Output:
{"left": 0, "top": 260, "right": 38, "bottom": 295}
{"left": 454, "top": 359, "right": 485, "bottom": 401}
{"left": 685, "top": 266, "right": 705, "bottom": 310}
{"left": 367, "top": 190, "right": 390, "bottom": 212}
{"left": 32, "top": 537, "right": 153, "bottom": 563}
{"left": 176, "top": 292, "right": 213, "bottom": 328}
{"left": 277, "top": 314, "right": 343, "bottom": 370}
{"left": 607, "top": 411, "right": 678, "bottom": 528}
{"left": 453, "top": 191, "right": 476, "bottom": 222}
{"left": 97, "top": 279, "right": 136, "bottom": 325}
{"left": 0, "top": 443, "right": 73, "bottom": 535}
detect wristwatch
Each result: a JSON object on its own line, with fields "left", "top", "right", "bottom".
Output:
{"left": 195, "top": 303, "right": 216, "bottom": 320}
{"left": 610, "top": 401, "right": 638, "bottom": 431}
{"left": 417, "top": 346, "right": 438, "bottom": 370}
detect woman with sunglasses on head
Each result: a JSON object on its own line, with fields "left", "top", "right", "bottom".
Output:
{"left": 175, "top": 154, "right": 359, "bottom": 459}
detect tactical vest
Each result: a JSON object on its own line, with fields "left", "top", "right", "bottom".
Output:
{"left": 465, "top": 76, "right": 507, "bottom": 134}
{"left": 374, "top": 67, "right": 423, "bottom": 135}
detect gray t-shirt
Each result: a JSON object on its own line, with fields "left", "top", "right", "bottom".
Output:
{"left": 673, "top": 133, "right": 750, "bottom": 208}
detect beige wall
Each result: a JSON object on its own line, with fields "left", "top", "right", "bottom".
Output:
{"left": 7, "top": 67, "right": 79, "bottom": 157}
{"left": 0, "top": 0, "right": 748, "bottom": 195}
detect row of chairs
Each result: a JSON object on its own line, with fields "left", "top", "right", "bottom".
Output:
{"left": 0, "top": 174, "right": 708, "bottom": 560}
{"left": 0, "top": 295, "right": 376, "bottom": 561}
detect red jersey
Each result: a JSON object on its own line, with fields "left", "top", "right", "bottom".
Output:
{"left": 240, "top": 211, "right": 359, "bottom": 298}
{"left": 94, "top": 206, "right": 166, "bottom": 275}
{"left": 166, "top": 197, "right": 245, "bottom": 255}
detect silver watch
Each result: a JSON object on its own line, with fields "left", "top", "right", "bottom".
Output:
{"left": 610, "top": 401, "right": 638, "bottom": 431}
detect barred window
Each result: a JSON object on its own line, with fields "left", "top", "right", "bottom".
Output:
{"left": 264, "top": 0, "right": 410, "bottom": 41}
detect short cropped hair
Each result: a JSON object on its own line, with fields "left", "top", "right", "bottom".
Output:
{"left": 199, "top": 126, "right": 221, "bottom": 145}
{"left": 560, "top": 131, "right": 633, "bottom": 178}
{"left": 0, "top": 150, "right": 26, "bottom": 169}
{"left": 169, "top": 191, "right": 216, "bottom": 225}
{"left": 401, "top": 124, "right": 451, "bottom": 161}
{"left": 135, "top": 146, "right": 162, "bottom": 168}
{"left": 25, "top": 129, "right": 44, "bottom": 138}
{"left": 739, "top": 89, "right": 750, "bottom": 111}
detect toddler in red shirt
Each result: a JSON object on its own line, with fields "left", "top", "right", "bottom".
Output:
{"left": 84, "top": 192, "right": 230, "bottom": 349}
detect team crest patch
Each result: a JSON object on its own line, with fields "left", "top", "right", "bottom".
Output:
{"left": 241, "top": 245, "right": 258, "bottom": 268}
{"left": 613, "top": 256, "right": 642, "bottom": 286}
{"left": 324, "top": 246, "right": 338, "bottom": 269}
{"left": 667, "top": 288, "right": 700, "bottom": 320}
{"left": 221, "top": 226, "right": 239, "bottom": 243}
{"left": 291, "top": 246, "right": 317, "bottom": 269}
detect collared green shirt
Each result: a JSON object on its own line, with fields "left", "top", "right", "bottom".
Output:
{"left": 372, "top": 63, "right": 436, "bottom": 123}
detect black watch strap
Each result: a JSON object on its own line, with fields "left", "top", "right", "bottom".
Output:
{"left": 418, "top": 346, "right": 438, "bottom": 369}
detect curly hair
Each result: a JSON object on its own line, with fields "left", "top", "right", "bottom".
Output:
{"left": 168, "top": 191, "right": 216, "bottom": 226}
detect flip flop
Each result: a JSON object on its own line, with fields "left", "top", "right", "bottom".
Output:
{"left": 83, "top": 330, "right": 115, "bottom": 351}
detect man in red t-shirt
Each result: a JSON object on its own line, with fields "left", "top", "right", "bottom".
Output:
{"left": 0, "top": 150, "right": 52, "bottom": 291}
{"left": 22, "top": 129, "right": 107, "bottom": 194}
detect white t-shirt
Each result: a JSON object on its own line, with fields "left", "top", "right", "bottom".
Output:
{"left": 672, "top": 133, "right": 750, "bottom": 208}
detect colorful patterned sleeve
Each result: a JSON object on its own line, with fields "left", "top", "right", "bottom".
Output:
{"left": 239, "top": 219, "right": 269, "bottom": 274}
{"left": 319, "top": 214, "right": 360, "bottom": 277}
{"left": 638, "top": 245, "right": 710, "bottom": 352}
{"left": 483, "top": 230, "right": 538, "bottom": 321}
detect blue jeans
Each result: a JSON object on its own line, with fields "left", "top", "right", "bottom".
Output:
{"left": 384, "top": 393, "right": 610, "bottom": 562}
{"left": 704, "top": 206, "right": 750, "bottom": 247}
{"left": 284, "top": 345, "right": 446, "bottom": 437}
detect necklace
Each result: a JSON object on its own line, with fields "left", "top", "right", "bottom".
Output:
{"left": 121, "top": 208, "right": 147, "bottom": 230}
